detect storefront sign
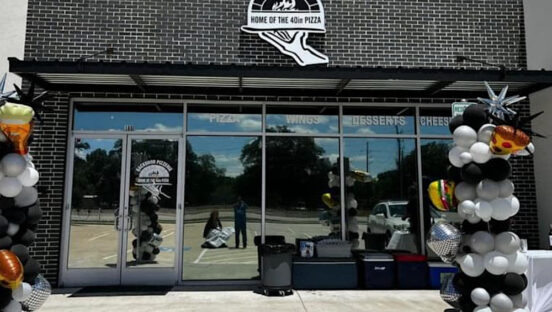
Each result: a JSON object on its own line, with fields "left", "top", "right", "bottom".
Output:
{"left": 135, "top": 160, "right": 173, "bottom": 186}
{"left": 241, "top": 0, "right": 329, "bottom": 66}
{"left": 452, "top": 101, "right": 476, "bottom": 117}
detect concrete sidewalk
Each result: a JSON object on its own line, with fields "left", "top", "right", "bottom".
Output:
{"left": 40, "top": 290, "right": 450, "bottom": 312}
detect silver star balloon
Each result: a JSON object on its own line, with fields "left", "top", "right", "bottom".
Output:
{"left": 0, "top": 73, "right": 16, "bottom": 100}
{"left": 477, "top": 81, "right": 525, "bottom": 119}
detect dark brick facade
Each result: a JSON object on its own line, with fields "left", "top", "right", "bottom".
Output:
{"left": 22, "top": 0, "right": 536, "bottom": 286}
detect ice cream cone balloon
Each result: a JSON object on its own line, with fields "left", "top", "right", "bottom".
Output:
{"left": 0, "top": 102, "right": 34, "bottom": 155}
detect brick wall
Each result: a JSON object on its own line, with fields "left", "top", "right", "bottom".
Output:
{"left": 25, "top": 0, "right": 526, "bottom": 68}
{"left": 22, "top": 0, "right": 536, "bottom": 286}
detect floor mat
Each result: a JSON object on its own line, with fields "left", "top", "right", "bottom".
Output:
{"left": 69, "top": 286, "right": 173, "bottom": 297}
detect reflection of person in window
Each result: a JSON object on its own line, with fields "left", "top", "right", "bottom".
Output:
{"left": 234, "top": 196, "right": 248, "bottom": 248}
{"left": 203, "top": 210, "right": 222, "bottom": 239}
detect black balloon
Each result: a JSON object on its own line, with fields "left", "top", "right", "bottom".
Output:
{"left": 154, "top": 223, "right": 163, "bottom": 235}
{"left": 0, "top": 286, "right": 11, "bottom": 309}
{"left": 23, "top": 258, "right": 40, "bottom": 283}
{"left": 462, "top": 104, "right": 488, "bottom": 131}
{"left": 0, "top": 216, "right": 8, "bottom": 236}
{"left": 0, "top": 236, "right": 12, "bottom": 249}
{"left": 132, "top": 239, "right": 137, "bottom": 248}
{"left": 14, "top": 228, "right": 35, "bottom": 246}
{"left": 490, "top": 219, "right": 512, "bottom": 234}
{"left": 10, "top": 244, "right": 29, "bottom": 265}
{"left": 152, "top": 247, "right": 160, "bottom": 255}
{"left": 462, "top": 220, "right": 488, "bottom": 234}
{"left": 140, "top": 231, "right": 153, "bottom": 242}
{"left": 502, "top": 273, "right": 527, "bottom": 295}
{"left": 26, "top": 203, "right": 43, "bottom": 225}
{"left": 449, "top": 115, "right": 465, "bottom": 134}
{"left": 461, "top": 163, "right": 484, "bottom": 184}
{"left": 142, "top": 252, "right": 152, "bottom": 261}
{"left": 458, "top": 297, "right": 477, "bottom": 312}
{"left": 453, "top": 272, "right": 476, "bottom": 294}
{"left": 3, "top": 209, "right": 26, "bottom": 225}
{"left": 483, "top": 158, "right": 512, "bottom": 181}
{"left": 478, "top": 271, "right": 502, "bottom": 295}
{"left": 447, "top": 165, "right": 462, "bottom": 183}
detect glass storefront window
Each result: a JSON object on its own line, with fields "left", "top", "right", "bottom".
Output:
{"left": 343, "top": 107, "right": 415, "bottom": 135}
{"left": 419, "top": 107, "right": 453, "bottom": 135}
{"left": 183, "top": 136, "right": 261, "bottom": 280}
{"left": 187, "top": 105, "right": 262, "bottom": 133}
{"left": 265, "top": 137, "right": 340, "bottom": 243}
{"left": 420, "top": 139, "right": 460, "bottom": 258}
{"left": 344, "top": 138, "right": 418, "bottom": 252}
{"left": 73, "top": 103, "right": 183, "bottom": 132}
{"left": 266, "top": 105, "right": 339, "bottom": 134}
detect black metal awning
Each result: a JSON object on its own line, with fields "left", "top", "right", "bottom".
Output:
{"left": 9, "top": 58, "right": 552, "bottom": 98}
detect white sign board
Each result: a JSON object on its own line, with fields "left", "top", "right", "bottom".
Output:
{"left": 241, "top": 0, "right": 329, "bottom": 66}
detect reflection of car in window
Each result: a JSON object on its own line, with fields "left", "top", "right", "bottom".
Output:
{"left": 429, "top": 206, "right": 463, "bottom": 226}
{"left": 367, "top": 201, "right": 410, "bottom": 240}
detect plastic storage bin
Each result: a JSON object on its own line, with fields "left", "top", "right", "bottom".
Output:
{"left": 359, "top": 253, "right": 395, "bottom": 289}
{"left": 293, "top": 257, "right": 358, "bottom": 289}
{"left": 428, "top": 262, "right": 458, "bottom": 289}
{"left": 394, "top": 253, "right": 428, "bottom": 289}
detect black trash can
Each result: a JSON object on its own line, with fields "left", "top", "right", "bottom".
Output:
{"left": 254, "top": 235, "right": 286, "bottom": 275}
{"left": 260, "top": 243, "right": 295, "bottom": 296}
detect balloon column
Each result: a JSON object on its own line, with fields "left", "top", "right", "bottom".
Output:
{"left": 0, "top": 79, "right": 52, "bottom": 311}
{"left": 129, "top": 187, "right": 163, "bottom": 262}
{"left": 321, "top": 165, "right": 371, "bottom": 247}
{"left": 429, "top": 82, "right": 543, "bottom": 312}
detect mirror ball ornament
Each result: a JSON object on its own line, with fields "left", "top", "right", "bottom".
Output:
{"left": 426, "top": 223, "right": 462, "bottom": 263}
{"left": 20, "top": 275, "right": 51, "bottom": 311}
{"left": 440, "top": 273, "right": 462, "bottom": 309}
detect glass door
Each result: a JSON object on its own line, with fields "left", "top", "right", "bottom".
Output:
{"left": 120, "top": 135, "right": 181, "bottom": 285}
{"left": 61, "top": 135, "right": 126, "bottom": 286}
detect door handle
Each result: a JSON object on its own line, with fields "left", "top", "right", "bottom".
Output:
{"left": 115, "top": 215, "right": 122, "bottom": 231}
{"left": 178, "top": 203, "right": 182, "bottom": 211}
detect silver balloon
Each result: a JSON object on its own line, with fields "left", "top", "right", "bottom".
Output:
{"left": 21, "top": 275, "right": 51, "bottom": 312}
{"left": 427, "top": 222, "right": 462, "bottom": 263}
{"left": 440, "top": 273, "right": 462, "bottom": 309}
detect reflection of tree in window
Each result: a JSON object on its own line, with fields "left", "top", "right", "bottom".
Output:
{"left": 71, "top": 140, "right": 122, "bottom": 212}
{"left": 239, "top": 126, "right": 334, "bottom": 211}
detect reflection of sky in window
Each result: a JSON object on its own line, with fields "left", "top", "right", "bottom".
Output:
{"left": 74, "top": 138, "right": 120, "bottom": 159}
{"left": 344, "top": 138, "right": 416, "bottom": 177}
{"left": 187, "top": 136, "right": 258, "bottom": 177}
{"left": 314, "top": 138, "right": 339, "bottom": 163}
{"left": 187, "top": 113, "right": 262, "bottom": 132}
{"left": 74, "top": 112, "right": 183, "bottom": 132}
{"left": 266, "top": 115, "right": 338, "bottom": 134}
{"left": 342, "top": 115, "right": 415, "bottom": 135}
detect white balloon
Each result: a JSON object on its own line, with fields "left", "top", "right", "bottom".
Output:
{"left": 470, "top": 142, "right": 492, "bottom": 164}
{"left": 449, "top": 146, "right": 468, "bottom": 168}
{"left": 475, "top": 200, "right": 493, "bottom": 222}
{"left": 467, "top": 214, "right": 482, "bottom": 224}
{"left": 473, "top": 307, "right": 492, "bottom": 312}
{"left": 477, "top": 124, "right": 496, "bottom": 143}
{"left": 14, "top": 187, "right": 38, "bottom": 207}
{"left": 470, "top": 231, "right": 495, "bottom": 254}
{"left": 459, "top": 200, "right": 476, "bottom": 215}
{"left": 491, "top": 198, "right": 513, "bottom": 221}
{"left": 0, "top": 177, "right": 23, "bottom": 198}
{"left": 510, "top": 293, "right": 527, "bottom": 308}
{"left": 3, "top": 300, "right": 21, "bottom": 312}
{"left": 16, "top": 167, "right": 39, "bottom": 187}
{"left": 497, "top": 180, "right": 515, "bottom": 198}
{"left": 12, "top": 282, "right": 32, "bottom": 302}
{"left": 490, "top": 293, "right": 514, "bottom": 312}
{"left": 345, "top": 176, "right": 355, "bottom": 187}
{"left": 455, "top": 182, "right": 477, "bottom": 201}
{"left": 476, "top": 179, "right": 500, "bottom": 201}
{"left": 0, "top": 131, "right": 7, "bottom": 142}
{"left": 471, "top": 288, "right": 491, "bottom": 306}
{"left": 1, "top": 154, "right": 27, "bottom": 177}
{"left": 507, "top": 251, "right": 528, "bottom": 274}
{"left": 514, "top": 143, "right": 534, "bottom": 156}
{"left": 495, "top": 232, "right": 521, "bottom": 254}
{"left": 6, "top": 223, "right": 20, "bottom": 236}
{"left": 349, "top": 198, "right": 358, "bottom": 209}
{"left": 457, "top": 253, "right": 485, "bottom": 277}
{"left": 484, "top": 251, "right": 509, "bottom": 275}
{"left": 507, "top": 195, "right": 520, "bottom": 217}
{"left": 454, "top": 125, "right": 478, "bottom": 148}
{"left": 512, "top": 309, "right": 529, "bottom": 312}
{"left": 459, "top": 151, "right": 473, "bottom": 164}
